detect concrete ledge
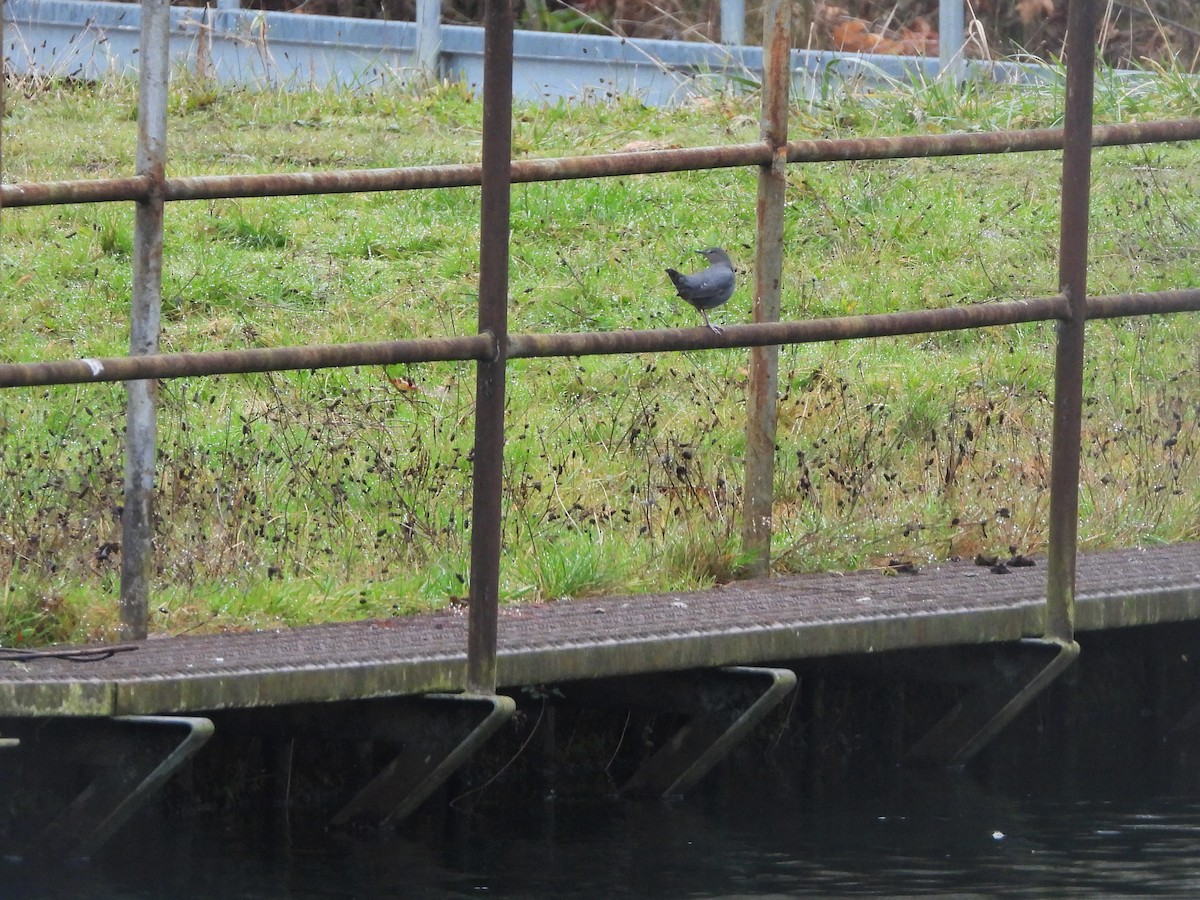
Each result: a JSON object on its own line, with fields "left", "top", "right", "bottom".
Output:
{"left": 0, "top": 543, "right": 1195, "bottom": 717}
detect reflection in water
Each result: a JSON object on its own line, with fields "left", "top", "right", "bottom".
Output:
{"left": 11, "top": 767, "right": 1200, "bottom": 899}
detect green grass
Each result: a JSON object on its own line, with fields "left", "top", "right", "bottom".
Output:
{"left": 0, "top": 69, "right": 1198, "bottom": 645}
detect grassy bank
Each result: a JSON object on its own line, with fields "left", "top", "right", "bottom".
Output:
{"left": 0, "top": 69, "right": 1197, "bottom": 645}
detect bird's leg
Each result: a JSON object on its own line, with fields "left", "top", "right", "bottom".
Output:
{"left": 701, "top": 310, "right": 724, "bottom": 334}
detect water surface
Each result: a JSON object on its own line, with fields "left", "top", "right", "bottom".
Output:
{"left": 12, "top": 767, "right": 1200, "bottom": 898}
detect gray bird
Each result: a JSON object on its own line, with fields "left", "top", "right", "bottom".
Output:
{"left": 666, "top": 247, "right": 735, "bottom": 333}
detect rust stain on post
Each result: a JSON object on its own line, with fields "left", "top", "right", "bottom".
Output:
{"left": 742, "top": 0, "right": 791, "bottom": 577}
{"left": 466, "top": 0, "right": 514, "bottom": 695}
{"left": 1045, "top": 0, "right": 1100, "bottom": 646}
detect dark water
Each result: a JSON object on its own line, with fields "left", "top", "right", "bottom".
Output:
{"left": 11, "top": 769, "right": 1200, "bottom": 899}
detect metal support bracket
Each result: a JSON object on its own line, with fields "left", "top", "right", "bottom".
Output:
{"left": 904, "top": 639, "right": 1080, "bottom": 768}
{"left": 560, "top": 666, "right": 797, "bottom": 799}
{"left": 330, "top": 693, "right": 515, "bottom": 829}
{"left": 6, "top": 715, "right": 213, "bottom": 861}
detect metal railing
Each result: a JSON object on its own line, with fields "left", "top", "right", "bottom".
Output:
{"left": 159, "top": 0, "right": 969, "bottom": 72}
{"left": 2, "top": 0, "right": 1198, "bottom": 692}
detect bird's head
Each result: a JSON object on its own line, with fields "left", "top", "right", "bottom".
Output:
{"left": 696, "top": 247, "right": 732, "bottom": 267}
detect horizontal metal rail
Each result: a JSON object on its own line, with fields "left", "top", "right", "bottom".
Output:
{"left": 1082, "top": 289, "right": 1200, "bottom": 319}
{"left": 509, "top": 296, "right": 1069, "bottom": 359}
{"left": 5, "top": 119, "right": 1200, "bottom": 209}
{"left": 1, "top": 289, "right": 1196, "bottom": 389}
{"left": 0, "top": 335, "right": 494, "bottom": 388}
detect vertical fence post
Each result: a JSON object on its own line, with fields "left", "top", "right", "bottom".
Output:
{"left": 938, "top": 0, "right": 965, "bottom": 84}
{"left": 466, "top": 0, "right": 513, "bottom": 694}
{"left": 720, "top": 0, "right": 744, "bottom": 47}
{"left": 120, "top": 0, "right": 170, "bottom": 641}
{"left": 1045, "top": 0, "right": 1098, "bottom": 646}
{"left": 741, "top": 0, "right": 790, "bottom": 578}
{"left": 415, "top": 0, "right": 442, "bottom": 82}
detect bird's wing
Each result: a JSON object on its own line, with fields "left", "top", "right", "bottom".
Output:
{"left": 686, "top": 268, "right": 735, "bottom": 305}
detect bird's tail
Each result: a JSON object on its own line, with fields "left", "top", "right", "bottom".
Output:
{"left": 665, "top": 268, "right": 684, "bottom": 289}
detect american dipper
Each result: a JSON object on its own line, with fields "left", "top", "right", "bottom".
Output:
{"left": 666, "top": 247, "right": 735, "bottom": 333}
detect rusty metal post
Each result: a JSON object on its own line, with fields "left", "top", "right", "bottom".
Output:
{"left": 120, "top": 0, "right": 170, "bottom": 640}
{"left": 466, "top": 0, "right": 513, "bottom": 693}
{"left": 1045, "top": 0, "right": 1099, "bottom": 645}
{"left": 741, "top": 0, "right": 790, "bottom": 578}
